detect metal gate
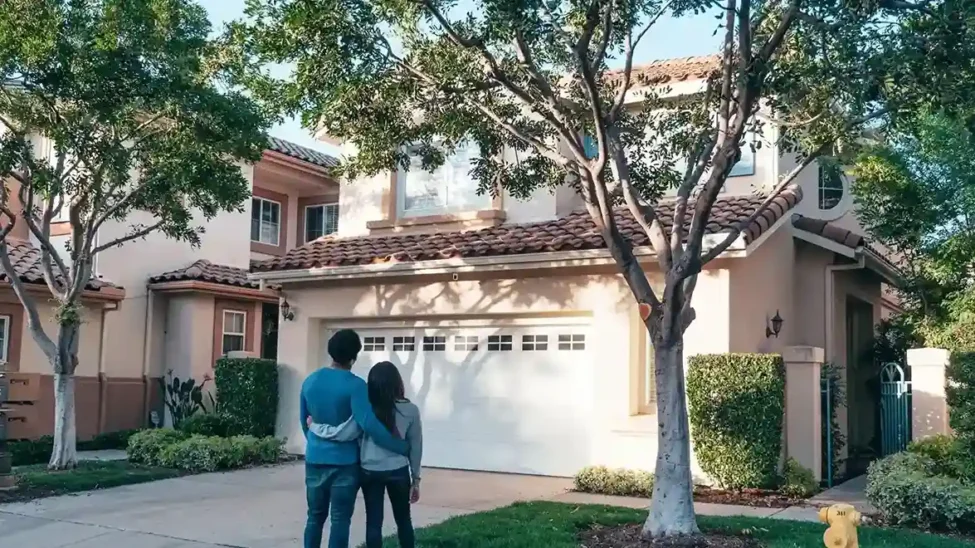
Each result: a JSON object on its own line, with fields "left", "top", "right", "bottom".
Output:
{"left": 880, "top": 362, "right": 912, "bottom": 456}
{"left": 821, "top": 374, "right": 834, "bottom": 487}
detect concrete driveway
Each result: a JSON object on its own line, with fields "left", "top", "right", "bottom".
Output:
{"left": 0, "top": 463, "right": 572, "bottom": 547}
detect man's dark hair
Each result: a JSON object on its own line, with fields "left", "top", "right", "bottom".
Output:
{"left": 328, "top": 329, "right": 362, "bottom": 369}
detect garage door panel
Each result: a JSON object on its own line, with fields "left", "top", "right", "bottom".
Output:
{"left": 344, "top": 324, "right": 593, "bottom": 477}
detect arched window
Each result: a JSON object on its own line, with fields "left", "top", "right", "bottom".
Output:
{"left": 818, "top": 161, "right": 844, "bottom": 210}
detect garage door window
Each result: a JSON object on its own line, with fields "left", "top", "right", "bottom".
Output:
{"left": 363, "top": 336, "right": 385, "bottom": 351}
{"left": 393, "top": 336, "right": 416, "bottom": 351}
{"left": 454, "top": 335, "right": 479, "bottom": 351}
{"left": 558, "top": 333, "right": 586, "bottom": 351}
{"left": 521, "top": 334, "right": 548, "bottom": 351}
{"left": 487, "top": 335, "right": 513, "bottom": 351}
{"left": 423, "top": 336, "right": 446, "bottom": 351}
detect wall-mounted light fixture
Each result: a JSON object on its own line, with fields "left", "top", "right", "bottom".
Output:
{"left": 766, "top": 310, "right": 784, "bottom": 338}
{"left": 280, "top": 296, "right": 296, "bottom": 322}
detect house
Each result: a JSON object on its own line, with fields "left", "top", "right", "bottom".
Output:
{"left": 3, "top": 136, "right": 337, "bottom": 438}
{"left": 248, "top": 56, "right": 902, "bottom": 479}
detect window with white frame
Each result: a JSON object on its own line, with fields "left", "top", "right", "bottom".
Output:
{"left": 422, "top": 336, "right": 446, "bottom": 351}
{"left": 728, "top": 130, "right": 757, "bottom": 177}
{"left": 818, "top": 161, "right": 845, "bottom": 210}
{"left": 487, "top": 335, "right": 513, "bottom": 351}
{"left": 398, "top": 141, "right": 490, "bottom": 217}
{"left": 454, "top": 335, "right": 479, "bottom": 352}
{"left": 304, "top": 203, "right": 339, "bottom": 242}
{"left": 251, "top": 197, "right": 281, "bottom": 246}
{"left": 221, "top": 310, "right": 246, "bottom": 355}
{"left": 521, "top": 334, "right": 549, "bottom": 351}
{"left": 558, "top": 333, "right": 586, "bottom": 351}
{"left": 393, "top": 336, "right": 416, "bottom": 351}
{"left": 0, "top": 315, "right": 10, "bottom": 363}
{"left": 363, "top": 336, "right": 385, "bottom": 352}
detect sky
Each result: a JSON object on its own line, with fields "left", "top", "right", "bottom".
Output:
{"left": 198, "top": 0, "right": 721, "bottom": 155}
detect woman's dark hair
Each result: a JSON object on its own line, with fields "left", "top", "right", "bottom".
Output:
{"left": 367, "top": 361, "right": 406, "bottom": 436}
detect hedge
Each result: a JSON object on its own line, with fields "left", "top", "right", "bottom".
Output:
{"left": 9, "top": 429, "right": 139, "bottom": 466}
{"left": 947, "top": 352, "right": 975, "bottom": 445}
{"left": 574, "top": 466, "right": 654, "bottom": 498}
{"left": 686, "top": 353, "right": 785, "bottom": 490}
{"left": 214, "top": 357, "right": 279, "bottom": 437}
{"left": 126, "top": 428, "right": 283, "bottom": 472}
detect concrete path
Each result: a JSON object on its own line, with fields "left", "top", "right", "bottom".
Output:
{"left": 0, "top": 463, "right": 570, "bottom": 548}
{"left": 808, "top": 475, "right": 876, "bottom": 514}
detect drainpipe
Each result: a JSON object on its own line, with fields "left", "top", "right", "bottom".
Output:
{"left": 96, "top": 301, "right": 119, "bottom": 435}
{"left": 140, "top": 286, "right": 155, "bottom": 427}
{"left": 824, "top": 253, "right": 866, "bottom": 363}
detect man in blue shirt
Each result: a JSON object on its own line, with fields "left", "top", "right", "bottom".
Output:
{"left": 301, "top": 329, "right": 409, "bottom": 548}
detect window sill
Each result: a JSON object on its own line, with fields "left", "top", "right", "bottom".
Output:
{"left": 367, "top": 209, "right": 506, "bottom": 232}
{"left": 251, "top": 241, "right": 285, "bottom": 256}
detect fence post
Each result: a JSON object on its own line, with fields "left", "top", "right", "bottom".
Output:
{"left": 907, "top": 348, "right": 951, "bottom": 441}
{"left": 784, "top": 346, "right": 824, "bottom": 482}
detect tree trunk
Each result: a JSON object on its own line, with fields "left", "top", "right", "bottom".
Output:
{"left": 48, "top": 372, "right": 78, "bottom": 470}
{"left": 643, "top": 340, "right": 700, "bottom": 538}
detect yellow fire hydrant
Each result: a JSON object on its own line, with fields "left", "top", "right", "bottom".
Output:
{"left": 819, "top": 503, "right": 862, "bottom": 548}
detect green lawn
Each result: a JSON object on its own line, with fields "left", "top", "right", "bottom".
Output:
{"left": 0, "top": 461, "right": 183, "bottom": 503}
{"left": 392, "top": 501, "right": 975, "bottom": 547}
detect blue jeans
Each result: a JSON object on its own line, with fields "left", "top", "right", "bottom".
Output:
{"left": 361, "top": 466, "right": 414, "bottom": 548}
{"left": 304, "top": 463, "right": 360, "bottom": 548}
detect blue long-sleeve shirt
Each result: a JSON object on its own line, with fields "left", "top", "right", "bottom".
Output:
{"left": 300, "top": 367, "right": 408, "bottom": 464}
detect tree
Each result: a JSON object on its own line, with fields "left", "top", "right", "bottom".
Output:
{"left": 231, "top": 0, "right": 973, "bottom": 537}
{"left": 0, "top": 0, "right": 269, "bottom": 469}
{"left": 853, "top": 109, "right": 975, "bottom": 350}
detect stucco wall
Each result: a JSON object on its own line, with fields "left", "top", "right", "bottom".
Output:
{"left": 18, "top": 300, "right": 106, "bottom": 377}
{"left": 729, "top": 228, "right": 795, "bottom": 353}
{"left": 163, "top": 294, "right": 217, "bottom": 384}
{"left": 275, "top": 267, "right": 731, "bottom": 479}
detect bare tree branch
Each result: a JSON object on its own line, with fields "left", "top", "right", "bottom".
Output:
{"left": 0, "top": 209, "right": 57, "bottom": 360}
{"left": 608, "top": 0, "right": 672, "bottom": 122}
{"left": 92, "top": 220, "right": 165, "bottom": 254}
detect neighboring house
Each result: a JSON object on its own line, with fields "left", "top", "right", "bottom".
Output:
{"left": 249, "top": 56, "right": 901, "bottom": 478}
{"left": 4, "top": 136, "right": 338, "bottom": 438}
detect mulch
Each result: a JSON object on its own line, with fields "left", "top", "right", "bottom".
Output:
{"left": 581, "top": 524, "right": 762, "bottom": 548}
{"left": 692, "top": 487, "right": 801, "bottom": 509}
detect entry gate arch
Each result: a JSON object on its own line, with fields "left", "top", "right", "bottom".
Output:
{"left": 879, "top": 362, "right": 912, "bottom": 457}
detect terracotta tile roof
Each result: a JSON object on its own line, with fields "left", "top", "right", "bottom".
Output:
{"left": 267, "top": 137, "right": 338, "bottom": 169}
{"left": 2, "top": 240, "right": 117, "bottom": 291}
{"left": 252, "top": 186, "right": 802, "bottom": 272}
{"left": 607, "top": 55, "right": 721, "bottom": 86}
{"left": 150, "top": 260, "right": 264, "bottom": 289}
{"left": 791, "top": 215, "right": 866, "bottom": 248}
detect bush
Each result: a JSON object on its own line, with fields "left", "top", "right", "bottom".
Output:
{"left": 179, "top": 413, "right": 245, "bottom": 438}
{"left": 947, "top": 352, "right": 975, "bottom": 444}
{"left": 780, "top": 458, "right": 818, "bottom": 498}
{"left": 157, "top": 434, "right": 284, "bottom": 472}
{"left": 574, "top": 466, "right": 654, "bottom": 498}
{"left": 126, "top": 428, "right": 188, "bottom": 465}
{"left": 908, "top": 434, "right": 975, "bottom": 482}
{"left": 686, "top": 353, "right": 785, "bottom": 490}
{"left": 79, "top": 429, "right": 139, "bottom": 451}
{"left": 866, "top": 451, "right": 975, "bottom": 532}
{"left": 8, "top": 436, "right": 54, "bottom": 466}
{"left": 214, "top": 358, "right": 278, "bottom": 437}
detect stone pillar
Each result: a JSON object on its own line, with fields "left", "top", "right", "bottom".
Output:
{"left": 784, "top": 346, "right": 824, "bottom": 481}
{"left": 907, "top": 348, "right": 951, "bottom": 441}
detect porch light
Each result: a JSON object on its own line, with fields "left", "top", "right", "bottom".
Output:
{"left": 280, "top": 298, "right": 296, "bottom": 322}
{"left": 766, "top": 310, "right": 784, "bottom": 338}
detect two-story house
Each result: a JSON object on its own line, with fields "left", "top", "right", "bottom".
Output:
{"left": 248, "top": 55, "right": 901, "bottom": 479}
{"left": 5, "top": 136, "right": 339, "bottom": 439}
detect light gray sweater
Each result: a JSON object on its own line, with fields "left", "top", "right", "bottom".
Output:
{"left": 308, "top": 400, "right": 423, "bottom": 482}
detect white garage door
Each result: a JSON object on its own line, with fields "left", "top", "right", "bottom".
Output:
{"left": 346, "top": 323, "right": 594, "bottom": 477}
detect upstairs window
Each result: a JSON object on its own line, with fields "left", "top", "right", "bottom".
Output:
{"left": 251, "top": 198, "right": 281, "bottom": 246}
{"left": 305, "top": 203, "right": 339, "bottom": 242}
{"left": 728, "top": 130, "right": 757, "bottom": 177}
{"left": 398, "top": 142, "right": 490, "bottom": 217}
{"left": 818, "top": 161, "right": 844, "bottom": 210}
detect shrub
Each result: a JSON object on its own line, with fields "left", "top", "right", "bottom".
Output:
{"left": 686, "top": 353, "right": 785, "bottom": 490}
{"left": 79, "top": 429, "right": 139, "bottom": 451}
{"left": 157, "top": 434, "right": 284, "bottom": 472}
{"left": 866, "top": 451, "right": 975, "bottom": 532}
{"left": 179, "top": 413, "right": 245, "bottom": 438}
{"left": 8, "top": 436, "right": 54, "bottom": 466}
{"left": 780, "top": 458, "right": 818, "bottom": 498}
{"left": 947, "top": 352, "right": 975, "bottom": 445}
{"left": 126, "top": 428, "right": 188, "bottom": 465}
{"left": 158, "top": 370, "right": 210, "bottom": 429}
{"left": 214, "top": 358, "right": 278, "bottom": 437}
{"left": 908, "top": 434, "right": 975, "bottom": 482}
{"left": 574, "top": 466, "right": 654, "bottom": 498}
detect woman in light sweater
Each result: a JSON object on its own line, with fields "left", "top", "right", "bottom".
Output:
{"left": 306, "top": 361, "right": 423, "bottom": 548}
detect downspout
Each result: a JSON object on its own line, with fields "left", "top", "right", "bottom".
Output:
{"left": 96, "top": 301, "right": 120, "bottom": 435}
{"left": 140, "top": 285, "right": 155, "bottom": 427}
{"left": 824, "top": 253, "right": 867, "bottom": 363}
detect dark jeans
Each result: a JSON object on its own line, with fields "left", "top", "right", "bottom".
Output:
{"left": 362, "top": 466, "right": 415, "bottom": 548}
{"left": 304, "top": 463, "right": 360, "bottom": 548}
